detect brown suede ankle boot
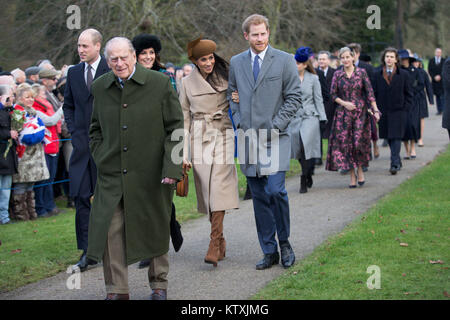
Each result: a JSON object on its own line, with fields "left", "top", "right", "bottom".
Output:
{"left": 204, "top": 211, "right": 225, "bottom": 267}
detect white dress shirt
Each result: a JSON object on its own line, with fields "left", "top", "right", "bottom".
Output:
{"left": 84, "top": 55, "right": 101, "bottom": 84}
{"left": 250, "top": 45, "right": 269, "bottom": 71}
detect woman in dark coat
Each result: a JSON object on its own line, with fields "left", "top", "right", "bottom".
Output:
{"left": 372, "top": 48, "right": 413, "bottom": 174}
{"left": 442, "top": 57, "right": 450, "bottom": 139}
{"left": 399, "top": 50, "right": 421, "bottom": 159}
{"left": 411, "top": 55, "right": 434, "bottom": 147}
{"left": 0, "top": 85, "right": 18, "bottom": 225}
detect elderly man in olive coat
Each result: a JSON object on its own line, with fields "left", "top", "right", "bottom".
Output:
{"left": 87, "top": 37, "right": 184, "bottom": 300}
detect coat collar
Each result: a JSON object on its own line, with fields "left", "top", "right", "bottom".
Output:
{"left": 104, "top": 63, "right": 147, "bottom": 89}
{"left": 187, "top": 66, "right": 227, "bottom": 95}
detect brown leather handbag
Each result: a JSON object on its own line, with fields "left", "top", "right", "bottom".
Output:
{"left": 176, "top": 166, "right": 189, "bottom": 197}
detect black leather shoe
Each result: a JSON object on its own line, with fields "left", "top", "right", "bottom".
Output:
{"left": 389, "top": 165, "right": 400, "bottom": 175}
{"left": 280, "top": 242, "right": 295, "bottom": 268}
{"left": 74, "top": 252, "right": 98, "bottom": 272}
{"left": 138, "top": 259, "right": 150, "bottom": 269}
{"left": 256, "top": 252, "right": 279, "bottom": 270}
{"left": 150, "top": 289, "right": 167, "bottom": 300}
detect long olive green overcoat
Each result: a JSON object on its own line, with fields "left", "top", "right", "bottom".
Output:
{"left": 86, "top": 64, "right": 184, "bottom": 265}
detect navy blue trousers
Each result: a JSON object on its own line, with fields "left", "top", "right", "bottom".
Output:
{"left": 247, "top": 171, "right": 290, "bottom": 255}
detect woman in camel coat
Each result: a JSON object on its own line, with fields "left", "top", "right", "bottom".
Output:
{"left": 179, "top": 37, "right": 239, "bottom": 267}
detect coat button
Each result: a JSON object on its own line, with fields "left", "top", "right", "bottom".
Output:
{"left": 123, "top": 146, "right": 128, "bottom": 152}
{"left": 123, "top": 169, "right": 127, "bottom": 174}
{"left": 122, "top": 125, "right": 127, "bottom": 130}
{"left": 123, "top": 104, "right": 128, "bottom": 108}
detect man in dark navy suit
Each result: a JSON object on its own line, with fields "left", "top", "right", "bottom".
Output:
{"left": 315, "top": 50, "right": 336, "bottom": 165}
{"left": 63, "top": 28, "right": 110, "bottom": 271}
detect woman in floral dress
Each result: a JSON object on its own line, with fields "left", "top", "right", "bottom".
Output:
{"left": 326, "top": 47, "right": 381, "bottom": 187}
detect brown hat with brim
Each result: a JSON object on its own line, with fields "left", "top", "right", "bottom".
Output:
{"left": 187, "top": 37, "right": 216, "bottom": 63}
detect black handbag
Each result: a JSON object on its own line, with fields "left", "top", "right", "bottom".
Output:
{"left": 170, "top": 203, "right": 183, "bottom": 252}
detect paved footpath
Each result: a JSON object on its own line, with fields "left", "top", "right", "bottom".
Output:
{"left": 1, "top": 108, "right": 448, "bottom": 300}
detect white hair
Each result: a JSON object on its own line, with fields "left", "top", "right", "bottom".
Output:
{"left": 104, "top": 37, "right": 135, "bottom": 60}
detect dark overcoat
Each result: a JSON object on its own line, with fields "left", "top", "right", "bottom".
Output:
{"left": 442, "top": 58, "right": 450, "bottom": 129}
{"left": 86, "top": 64, "right": 184, "bottom": 265}
{"left": 428, "top": 57, "right": 444, "bottom": 96}
{"left": 372, "top": 66, "right": 413, "bottom": 139}
{"left": 63, "top": 58, "right": 110, "bottom": 197}
{"left": 0, "top": 106, "right": 18, "bottom": 175}
{"left": 316, "top": 67, "right": 336, "bottom": 138}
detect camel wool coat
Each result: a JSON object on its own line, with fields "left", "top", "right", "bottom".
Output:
{"left": 179, "top": 67, "right": 239, "bottom": 214}
{"left": 87, "top": 64, "right": 184, "bottom": 265}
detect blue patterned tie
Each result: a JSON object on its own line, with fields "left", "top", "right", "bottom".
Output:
{"left": 253, "top": 55, "right": 260, "bottom": 82}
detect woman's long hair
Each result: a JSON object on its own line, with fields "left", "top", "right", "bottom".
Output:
{"left": 151, "top": 53, "right": 165, "bottom": 71}
{"left": 304, "top": 59, "right": 317, "bottom": 75}
{"left": 196, "top": 53, "right": 229, "bottom": 91}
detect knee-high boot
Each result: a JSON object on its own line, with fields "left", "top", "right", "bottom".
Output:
{"left": 13, "top": 193, "right": 29, "bottom": 221}
{"left": 204, "top": 211, "right": 225, "bottom": 267}
{"left": 25, "top": 190, "right": 38, "bottom": 220}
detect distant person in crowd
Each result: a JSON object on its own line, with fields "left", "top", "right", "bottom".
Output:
{"left": 316, "top": 50, "right": 336, "bottom": 163}
{"left": 0, "top": 84, "right": 18, "bottom": 225}
{"left": 63, "top": 28, "right": 109, "bottom": 273}
{"left": 11, "top": 68, "right": 26, "bottom": 85}
{"left": 359, "top": 53, "right": 372, "bottom": 65}
{"left": 428, "top": 48, "right": 445, "bottom": 115}
{"left": 165, "top": 62, "right": 176, "bottom": 75}
{"left": 372, "top": 48, "right": 413, "bottom": 175}
{"left": 411, "top": 54, "right": 434, "bottom": 147}
{"left": 442, "top": 56, "right": 450, "bottom": 139}
{"left": 38, "top": 60, "right": 55, "bottom": 71}
{"left": 31, "top": 84, "right": 63, "bottom": 217}
{"left": 25, "top": 67, "right": 41, "bottom": 85}
{"left": 180, "top": 37, "right": 239, "bottom": 268}
{"left": 39, "top": 69, "right": 61, "bottom": 112}
{"left": 52, "top": 75, "right": 73, "bottom": 208}
{"left": 326, "top": 47, "right": 380, "bottom": 187}
{"left": 228, "top": 14, "right": 301, "bottom": 270}
{"left": 290, "top": 47, "right": 327, "bottom": 193}
{"left": 175, "top": 67, "right": 184, "bottom": 93}
{"left": 87, "top": 37, "right": 183, "bottom": 300}
{"left": 0, "top": 75, "right": 17, "bottom": 93}
{"left": 399, "top": 50, "right": 420, "bottom": 160}
{"left": 12, "top": 83, "right": 49, "bottom": 221}
{"left": 131, "top": 33, "right": 183, "bottom": 289}
{"left": 182, "top": 63, "right": 193, "bottom": 77}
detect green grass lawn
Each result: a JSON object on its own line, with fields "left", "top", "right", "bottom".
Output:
{"left": 252, "top": 146, "right": 450, "bottom": 300}
{"left": 0, "top": 156, "right": 304, "bottom": 293}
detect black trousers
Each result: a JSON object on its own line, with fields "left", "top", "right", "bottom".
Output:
{"left": 388, "top": 139, "right": 402, "bottom": 168}
{"left": 298, "top": 134, "right": 314, "bottom": 177}
{"left": 75, "top": 196, "right": 91, "bottom": 252}
{"left": 74, "top": 170, "right": 95, "bottom": 252}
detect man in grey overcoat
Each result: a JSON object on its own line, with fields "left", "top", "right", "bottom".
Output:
{"left": 228, "top": 14, "right": 302, "bottom": 270}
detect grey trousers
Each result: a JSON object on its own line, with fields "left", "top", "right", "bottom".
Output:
{"left": 103, "top": 199, "right": 169, "bottom": 294}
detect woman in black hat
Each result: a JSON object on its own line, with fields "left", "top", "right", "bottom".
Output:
{"left": 132, "top": 34, "right": 177, "bottom": 91}
{"left": 399, "top": 50, "right": 421, "bottom": 159}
